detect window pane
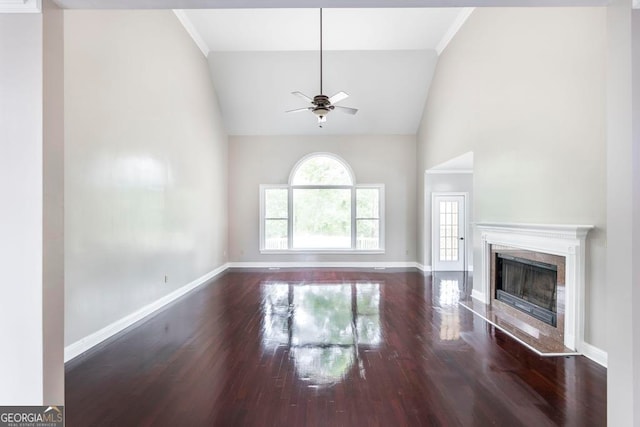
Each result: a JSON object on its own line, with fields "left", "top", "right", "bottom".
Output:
{"left": 265, "top": 219, "right": 288, "bottom": 249}
{"left": 439, "top": 199, "right": 459, "bottom": 261}
{"left": 356, "top": 188, "right": 379, "bottom": 218}
{"left": 293, "top": 189, "right": 351, "bottom": 248}
{"left": 356, "top": 219, "right": 379, "bottom": 249}
{"left": 265, "top": 188, "right": 288, "bottom": 218}
{"left": 291, "top": 155, "right": 353, "bottom": 185}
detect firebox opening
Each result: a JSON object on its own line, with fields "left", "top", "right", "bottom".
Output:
{"left": 495, "top": 254, "right": 558, "bottom": 327}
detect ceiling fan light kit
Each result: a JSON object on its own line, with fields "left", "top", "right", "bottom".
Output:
{"left": 286, "top": 8, "right": 358, "bottom": 128}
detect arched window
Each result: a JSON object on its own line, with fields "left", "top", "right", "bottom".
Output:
{"left": 261, "top": 153, "right": 384, "bottom": 252}
{"left": 290, "top": 153, "right": 354, "bottom": 186}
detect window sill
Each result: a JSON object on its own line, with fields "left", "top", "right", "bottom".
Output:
{"left": 260, "top": 249, "right": 386, "bottom": 255}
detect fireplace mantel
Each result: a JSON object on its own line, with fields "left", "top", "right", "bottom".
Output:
{"left": 474, "top": 222, "right": 593, "bottom": 352}
{"left": 475, "top": 223, "right": 593, "bottom": 241}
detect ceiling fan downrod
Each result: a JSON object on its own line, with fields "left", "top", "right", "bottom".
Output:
{"left": 285, "top": 8, "right": 358, "bottom": 126}
{"left": 319, "top": 8, "right": 323, "bottom": 96}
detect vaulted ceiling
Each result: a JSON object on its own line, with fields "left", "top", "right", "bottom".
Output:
{"left": 177, "top": 8, "right": 473, "bottom": 135}
{"left": 51, "top": 0, "right": 608, "bottom": 135}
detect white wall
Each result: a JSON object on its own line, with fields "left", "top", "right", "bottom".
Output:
{"left": 0, "top": 1, "right": 64, "bottom": 405}
{"left": 416, "top": 8, "right": 607, "bottom": 349}
{"left": 228, "top": 135, "right": 416, "bottom": 264}
{"left": 0, "top": 11, "right": 44, "bottom": 406}
{"left": 64, "top": 10, "right": 228, "bottom": 346}
{"left": 606, "top": 1, "right": 639, "bottom": 425}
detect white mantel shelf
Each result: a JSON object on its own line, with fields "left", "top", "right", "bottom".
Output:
{"left": 474, "top": 222, "right": 594, "bottom": 353}
{"left": 475, "top": 223, "right": 594, "bottom": 239}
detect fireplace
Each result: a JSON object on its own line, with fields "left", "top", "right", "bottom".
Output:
{"left": 472, "top": 223, "right": 593, "bottom": 354}
{"left": 495, "top": 253, "right": 558, "bottom": 327}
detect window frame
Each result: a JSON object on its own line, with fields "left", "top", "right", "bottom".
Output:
{"left": 259, "top": 154, "right": 385, "bottom": 254}
{"left": 260, "top": 185, "right": 289, "bottom": 251}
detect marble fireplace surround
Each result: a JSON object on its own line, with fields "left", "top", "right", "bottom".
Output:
{"left": 471, "top": 223, "right": 593, "bottom": 354}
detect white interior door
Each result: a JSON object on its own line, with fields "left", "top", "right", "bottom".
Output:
{"left": 432, "top": 194, "right": 466, "bottom": 271}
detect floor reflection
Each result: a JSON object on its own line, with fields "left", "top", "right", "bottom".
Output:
{"left": 432, "top": 272, "right": 470, "bottom": 342}
{"left": 262, "top": 281, "right": 381, "bottom": 386}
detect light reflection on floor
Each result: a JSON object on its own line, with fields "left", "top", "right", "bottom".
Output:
{"left": 432, "top": 272, "right": 471, "bottom": 342}
{"left": 261, "top": 281, "right": 381, "bottom": 387}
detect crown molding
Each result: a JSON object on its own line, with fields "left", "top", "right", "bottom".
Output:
{"left": 436, "top": 7, "right": 474, "bottom": 56}
{"left": 173, "top": 9, "right": 210, "bottom": 58}
{"left": 0, "top": 0, "right": 41, "bottom": 13}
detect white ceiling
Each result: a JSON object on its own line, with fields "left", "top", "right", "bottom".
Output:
{"left": 180, "top": 8, "right": 464, "bottom": 52}
{"left": 178, "top": 8, "right": 471, "bottom": 135}
{"left": 208, "top": 49, "right": 438, "bottom": 135}
{"left": 53, "top": 0, "right": 610, "bottom": 9}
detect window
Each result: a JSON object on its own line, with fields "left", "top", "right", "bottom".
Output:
{"left": 260, "top": 153, "right": 384, "bottom": 252}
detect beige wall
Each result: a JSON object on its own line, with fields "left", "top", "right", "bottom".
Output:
{"left": 228, "top": 135, "right": 417, "bottom": 264}
{"left": 416, "top": 8, "right": 607, "bottom": 349}
{"left": 42, "top": 0, "right": 65, "bottom": 404}
{"left": 64, "top": 10, "right": 228, "bottom": 345}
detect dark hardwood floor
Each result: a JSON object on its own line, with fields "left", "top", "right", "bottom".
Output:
{"left": 65, "top": 269, "right": 606, "bottom": 426}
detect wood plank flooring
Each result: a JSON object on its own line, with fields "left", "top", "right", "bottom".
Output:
{"left": 65, "top": 269, "right": 606, "bottom": 426}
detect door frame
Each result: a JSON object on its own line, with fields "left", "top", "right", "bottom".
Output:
{"left": 431, "top": 192, "right": 468, "bottom": 271}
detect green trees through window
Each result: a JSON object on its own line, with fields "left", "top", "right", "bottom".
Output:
{"left": 290, "top": 155, "right": 353, "bottom": 186}
{"left": 293, "top": 188, "right": 351, "bottom": 248}
{"left": 261, "top": 153, "right": 383, "bottom": 251}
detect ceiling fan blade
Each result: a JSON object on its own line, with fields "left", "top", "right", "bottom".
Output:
{"left": 286, "top": 107, "right": 312, "bottom": 114}
{"left": 292, "top": 91, "right": 313, "bottom": 103}
{"left": 329, "top": 91, "right": 349, "bottom": 104}
{"left": 334, "top": 105, "right": 358, "bottom": 115}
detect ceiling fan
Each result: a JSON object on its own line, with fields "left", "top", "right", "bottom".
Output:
{"left": 286, "top": 8, "right": 358, "bottom": 128}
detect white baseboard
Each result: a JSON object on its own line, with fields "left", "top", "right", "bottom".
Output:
{"left": 471, "top": 289, "right": 487, "bottom": 304}
{"left": 227, "top": 261, "right": 420, "bottom": 269}
{"left": 580, "top": 341, "right": 608, "bottom": 367}
{"left": 415, "top": 263, "right": 432, "bottom": 272}
{"left": 64, "top": 263, "right": 230, "bottom": 363}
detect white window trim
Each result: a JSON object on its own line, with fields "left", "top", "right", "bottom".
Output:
{"left": 259, "top": 184, "right": 288, "bottom": 252}
{"left": 289, "top": 152, "right": 355, "bottom": 186}
{"left": 260, "top": 156, "right": 386, "bottom": 254}
{"left": 260, "top": 184, "right": 385, "bottom": 254}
